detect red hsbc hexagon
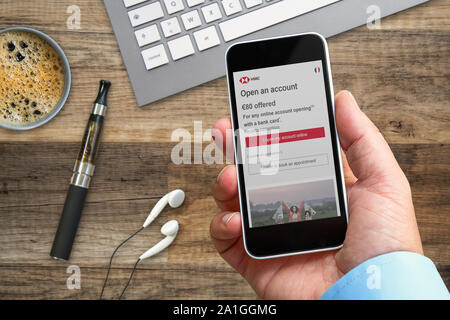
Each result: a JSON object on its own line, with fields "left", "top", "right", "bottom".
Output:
{"left": 239, "top": 76, "right": 250, "bottom": 84}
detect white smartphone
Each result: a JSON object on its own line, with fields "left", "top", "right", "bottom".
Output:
{"left": 225, "top": 33, "right": 348, "bottom": 259}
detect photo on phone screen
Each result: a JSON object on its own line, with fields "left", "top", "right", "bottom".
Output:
{"left": 226, "top": 33, "right": 348, "bottom": 258}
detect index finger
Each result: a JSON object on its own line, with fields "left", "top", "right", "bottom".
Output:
{"left": 213, "top": 118, "right": 233, "bottom": 153}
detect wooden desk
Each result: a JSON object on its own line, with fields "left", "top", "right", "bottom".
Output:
{"left": 0, "top": 0, "right": 448, "bottom": 299}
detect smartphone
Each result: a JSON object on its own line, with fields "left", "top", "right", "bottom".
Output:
{"left": 225, "top": 33, "right": 348, "bottom": 259}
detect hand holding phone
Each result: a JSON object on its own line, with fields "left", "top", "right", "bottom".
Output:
{"left": 211, "top": 68, "right": 422, "bottom": 298}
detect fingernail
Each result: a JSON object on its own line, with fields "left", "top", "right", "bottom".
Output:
{"left": 345, "top": 90, "right": 354, "bottom": 98}
{"left": 345, "top": 91, "right": 360, "bottom": 110}
{"left": 217, "top": 166, "right": 227, "bottom": 182}
{"left": 222, "top": 212, "right": 239, "bottom": 225}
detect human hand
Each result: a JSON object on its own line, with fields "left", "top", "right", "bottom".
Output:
{"left": 210, "top": 91, "right": 423, "bottom": 299}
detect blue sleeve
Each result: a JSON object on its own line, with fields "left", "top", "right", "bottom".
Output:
{"left": 320, "top": 251, "right": 449, "bottom": 300}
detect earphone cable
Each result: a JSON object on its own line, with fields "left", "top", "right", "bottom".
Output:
{"left": 119, "top": 258, "right": 141, "bottom": 300}
{"left": 99, "top": 226, "right": 144, "bottom": 299}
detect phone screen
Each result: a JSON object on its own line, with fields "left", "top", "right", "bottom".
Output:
{"left": 233, "top": 60, "right": 341, "bottom": 229}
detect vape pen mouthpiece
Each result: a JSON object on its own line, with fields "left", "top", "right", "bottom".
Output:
{"left": 94, "top": 80, "right": 111, "bottom": 106}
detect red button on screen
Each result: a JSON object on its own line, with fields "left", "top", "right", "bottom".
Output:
{"left": 246, "top": 127, "right": 325, "bottom": 148}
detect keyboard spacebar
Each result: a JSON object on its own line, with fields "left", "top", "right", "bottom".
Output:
{"left": 219, "top": 0, "right": 340, "bottom": 42}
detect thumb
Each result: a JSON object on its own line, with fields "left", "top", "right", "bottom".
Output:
{"left": 334, "top": 91, "right": 404, "bottom": 182}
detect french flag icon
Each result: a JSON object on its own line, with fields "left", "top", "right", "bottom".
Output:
{"left": 314, "top": 67, "right": 321, "bottom": 73}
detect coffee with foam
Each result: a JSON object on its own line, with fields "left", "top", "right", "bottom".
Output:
{"left": 0, "top": 30, "right": 65, "bottom": 127}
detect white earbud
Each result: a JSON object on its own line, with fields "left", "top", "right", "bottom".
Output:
{"left": 143, "top": 189, "right": 185, "bottom": 228}
{"left": 139, "top": 220, "right": 179, "bottom": 260}
{"left": 101, "top": 191, "right": 185, "bottom": 300}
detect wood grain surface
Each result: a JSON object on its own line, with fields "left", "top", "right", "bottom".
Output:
{"left": 0, "top": 0, "right": 449, "bottom": 299}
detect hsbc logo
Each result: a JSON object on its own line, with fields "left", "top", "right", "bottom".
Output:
{"left": 239, "top": 76, "right": 250, "bottom": 84}
{"left": 239, "top": 76, "right": 260, "bottom": 84}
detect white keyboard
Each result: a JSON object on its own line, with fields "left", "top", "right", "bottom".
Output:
{"left": 105, "top": 0, "right": 371, "bottom": 105}
{"left": 125, "top": 0, "right": 339, "bottom": 71}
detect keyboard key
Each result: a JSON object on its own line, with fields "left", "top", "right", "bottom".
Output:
{"left": 128, "top": 2, "right": 164, "bottom": 27}
{"left": 135, "top": 24, "right": 161, "bottom": 47}
{"left": 243, "top": 0, "right": 262, "bottom": 9}
{"left": 167, "top": 35, "right": 195, "bottom": 61}
{"left": 219, "top": 0, "right": 339, "bottom": 42}
{"left": 141, "top": 44, "right": 169, "bottom": 70}
{"left": 221, "top": 0, "right": 242, "bottom": 16}
{"left": 201, "top": 3, "right": 222, "bottom": 23}
{"left": 163, "top": 0, "right": 184, "bottom": 14}
{"left": 161, "top": 17, "right": 182, "bottom": 38}
{"left": 186, "top": 0, "right": 205, "bottom": 7}
{"left": 193, "top": 26, "right": 221, "bottom": 51}
{"left": 123, "top": 0, "right": 146, "bottom": 8}
{"left": 181, "top": 10, "right": 202, "bottom": 31}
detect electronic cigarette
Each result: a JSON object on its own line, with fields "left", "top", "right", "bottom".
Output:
{"left": 50, "top": 80, "right": 111, "bottom": 261}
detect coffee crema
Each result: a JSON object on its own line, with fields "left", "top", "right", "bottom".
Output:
{"left": 0, "top": 30, "right": 65, "bottom": 127}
